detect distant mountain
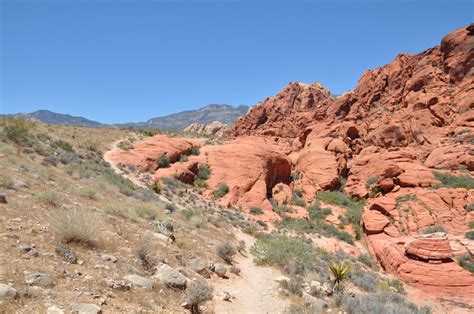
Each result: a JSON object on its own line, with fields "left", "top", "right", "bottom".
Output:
{"left": 4, "top": 110, "right": 103, "bottom": 127}
{"left": 118, "top": 104, "right": 250, "bottom": 130}
{"left": 3, "top": 104, "right": 250, "bottom": 130}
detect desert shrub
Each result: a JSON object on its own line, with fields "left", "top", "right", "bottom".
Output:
{"left": 432, "top": 171, "right": 474, "bottom": 190}
{"left": 365, "top": 175, "right": 380, "bottom": 188}
{"left": 291, "top": 197, "right": 306, "bottom": 207}
{"left": 157, "top": 153, "right": 170, "bottom": 168}
{"left": 466, "top": 203, "right": 474, "bottom": 212}
{"left": 134, "top": 204, "right": 161, "bottom": 220}
{"left": 316, "top": 191, "right": 364, "bottom": 210}
{"left": 468, "top": 221, "right": 474, "bottom": 229}
{"left": 293, "top": 189, "right": 304, "bottom": 198}
{"left": 339, "top": 292, "right": 430, "bottom": 314}
{"left": 290, "top": 172, "right": 300, "bottom": 181}
{"left": 387, "top": 278, "right": 405, "bottom": 294}
{"left": 103, "top": 170, "right": 137, "bottom": 191}
{"left": 77, "top": 186, "right": 97, "bottom": 200}
{"left": 0, "top": 173, "right": 13, "bottom": 189}
{"left": 458, "top": 254, "right": 474, "bottom": 273}
{"left": 4, "top": 117, "right": 34, "bottom": 154}
{"left": 357, "top": 253, "right": 376, "bottom": 269}
{"left": 213, "top": 182, "right": 229, "bottom": 199}
{"left": 250, "top": 207, "right": 263, "bottom": 215}
{"left": 179, "top": 155, "right": 188, "bottom": 162}
{"left": 285, "top": 304, "right": 313, "bottom": 314}
{"left": 161, "top": 176, "right": 186, "bottom": 189}
{"left": 165, "top": 203, "right": 177, "bottom": 212}
{"left": 349, "top": 265, "right": 378, "bottom": 292}
{"left": 273, "top": 204, "right": 294, "bottom": 215}
{"left": 137, "top": 243, "right": 157, "bottom": 271}
{"left": 53, "top": 139, "right": 73, "bottom": 152}
{"left": 217, "top": 242, "right": 236, "bottom": 264}
{"left": 193, "top": 178, "right": 208, "bottom": 188}
{"left": 83, "top": 140, "right": 100, "bottom": 152}
{"left": 197, "top": 164, "right": 211, "bottom": 180}
{"left": 396, "top": 194, "right": 418, "bottom": 206}
{"left": 307, "top": 202, "right": 332, "bottom": 221}
{"left": 466, "top": 230, "right": 474, "bottom": 240}
{"left": 279, "top": 275, "right": 303, "bottom": 296}
{"left": 190, "top": 146, "right": 200, "bottom": 156}
{"left": 37, "top": 191, "right": 61, "bottom": 207}
{"left": 117, "top": 140, "right": 133, "bottom": 150}
{"left": 149, "top": 181, "right": 162, "bottom": 194}
{"left": 182, "top": 279, "right": 213, "bottom": 314}
{"left": 36, "top": 132, "right": 51, "bottom": 142}
{"left": 278, "top": 217, "right": 354, "bottom": 244}
{"left": 251, "top": 234, "right": 322, "bottom": 273}
{"left": 422, "top": 225, "right": 446, "bottom": 234}
{"left": 138, "top": 128, "right": 159, "bottom": 137}
{"left": 49, "top": 209, "right": 99, "bottom": 246}
{"left": 328, "top": 261, "right": 351, "bottom": 292}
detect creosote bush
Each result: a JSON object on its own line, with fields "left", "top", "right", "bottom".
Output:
{"left": 4, "top": 117, "right": 35, "bottom": 154}
{"left": 217, "top": 242, "right": 236, "bottom": 264}
{"left": 190, "top": 146, "right": 200, "bottom": 156}
{"left": 53, "top": 139, "right": 74, "bottom": 152}
{"left": 49, "top": 208, "right": 99, "bottom": 246}
{"left": 197, "top": 164, "right": 211, "bottom": 180}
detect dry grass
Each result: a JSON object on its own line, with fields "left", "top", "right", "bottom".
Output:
{"left": 0, "top": 173, "right": 13, "bottom": 189}
{"left": 49, "top": 208, "right": 100, "bottom": 246}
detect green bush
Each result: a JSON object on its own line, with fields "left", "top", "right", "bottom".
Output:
{"left": 432, "top": 172, "right": 474, "bottom": 190}
{"left": 53, "top": 139, "right": 73, "bottom": 152}
{"left": 250, "top": 234, "right": 322, "bottom": 271}
{"left": 466, "top": 203, "right": 474, "bottom": 212}
{"left": 213, "top": 182, "right": 229, "bottom": 198}
{"left": 458, "top": 254, "right": 474, "bottom": 273}
{"left": 250, "top": 207, "right": 264, "bottom": 215}
{"left": 468, "top": 221, "right": 474, "bottom": 229}
{"left": 179, "top": 155, "right": 188, "bottom": 162}
{"left": 387, "top": 278, "right": 405, "bottom": 294}
{"left": 157, "top": 153, "right": 170, "bottom": 168}
{"left": 307, "top": 202, "right": 332, "bottom": 221}
{"left": 83, "top": 140, "right": 100, "bottom": 152}
{"left": 365, "top": 175, "right": 380, "bottom": 188}
{"left": 4, "top": 117, "right": 35, "bottom": 154}
{"left": 37, "top": 191, "right": 61, "bottom": 207}
{"left": 291, "top": 197, "right": 306, "bottom": 207}
{"left": 193, "top": 178, "right": 208, "bottom": 188}
{"left": 466, "top": 230, "right": 474, "bottom": 240}
{"left": 357, "top": 253, "right": 376, "bottom": 269}
{"left": 422, "top": 225, "right": 446, "bottom": 234}
{"left": 190, "top": 146, "right": 200, "bottom": 156}
{"left": 197, "top": 164, "right": 211, "bottom": 180}
{"left": 117, "top": 140, "right": 133, "bottom": 150}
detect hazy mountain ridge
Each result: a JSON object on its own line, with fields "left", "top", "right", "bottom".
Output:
{"left": 3, "top": 104, "right": 250, "bottom": 130}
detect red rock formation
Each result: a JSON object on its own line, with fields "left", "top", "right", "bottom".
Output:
{"left": 404, "top": 233, "right": 453, "bottom": 260}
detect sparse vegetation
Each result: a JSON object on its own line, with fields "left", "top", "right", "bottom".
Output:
{"left": 179, "top": 155, "right": 188, "bottom": 162}
{"left": 328, "top": 261, "right": 351, "bottom": 292}
{"left": 278, "top": 217, "right": 354, "bottom": 244}
{"left": 422, "top": 225, "right": 446, "bottom": 234}
{"left": 137, "top": 243, "right": 157, "bottom": 271}
{"left": 339, "top": 292, "right": 430, "bottom": 314}
{"left": 37, "top": 191, "right": 61, "bottom": 207}
{"left": 217, "top": 242, "right": 236, "bottom": 264}
{"left": 157, "top": 153, "right": 171, "bottom": 168}
{"left": 0, "top": 173, "right": 14, "bottom": 189}
{"left": 250, "top": 207, "right": 264, "bottom": 215}
{"left": 213, "top": 182, "right": 229, "bottom": 199}
{"left": 365, "top": 175, "right": 380, "bottom": 188}
{"left": 183, "top": 279, "right": 213, "bottom": 314}
{"left": 466, "top": 203, "right": 474, "bottom": 212}
{"left": 458, "top": 254, "right": 474, "bottom": 273}
{"left": 465, "top": 230, "right": 474, "bottom": 240}
{"left": 432, "top": 171, "right": 474, "bottom": 190}
{"left": 4, "top": 117, "right": 35, "bottom": 154}
{"left": 117, "top": 140, "right": 133, "bottom": 150}
{"left": 190, "top": 146, "right": 200, "bottom": 155}
{"left": 196, "top": 164, "right": 211, "bottom": 180}
{"left": 53, "top": 139, "right": 74, "bottom": 152}
{"left": 49, "top": 208, "right": 99, "bottom": 246}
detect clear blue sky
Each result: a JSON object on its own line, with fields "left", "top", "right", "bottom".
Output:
{"left": 1, "top": 0, "right": 472, "bottom": 123}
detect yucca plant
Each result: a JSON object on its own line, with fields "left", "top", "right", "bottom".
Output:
{"left": 328, "top": 261, "right": 351, "bottom": 292}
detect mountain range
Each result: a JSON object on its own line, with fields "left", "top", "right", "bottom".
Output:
{"left": 3, "top": 104, "right": 249, "bottom": 130}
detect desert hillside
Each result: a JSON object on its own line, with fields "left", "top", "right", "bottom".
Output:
{"left": 1, "top": 24, "right": 473, "bottom": 314}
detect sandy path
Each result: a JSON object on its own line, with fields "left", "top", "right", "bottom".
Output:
{"left": 213, "top": 231, "right": 290, "bottom": 314}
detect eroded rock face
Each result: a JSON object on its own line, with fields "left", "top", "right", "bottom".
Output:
{"left": 183, "top": 121, "right": 229, "bottom": 137}
{"left": 404, "top": 233, "right": 453, "bottom": 260}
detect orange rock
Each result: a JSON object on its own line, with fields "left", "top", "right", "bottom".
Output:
{"left": 272, "top": 183, "right": 292, "bottom": 205}
{"left": 362, "top": 210, "right": 390, "bottom": 234}
{"left": 404, "top": 233, "right": 453, "bottom": 260}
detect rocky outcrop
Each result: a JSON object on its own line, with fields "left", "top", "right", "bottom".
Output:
{"left": 404, "top": 233, "right": 453, "bottom": 260}
{"left": 183, "top": 121, "right": 229, "bottom": 137}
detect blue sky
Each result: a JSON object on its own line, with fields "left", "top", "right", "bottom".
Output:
{"left": 1, "top": 0, "right": 472, "bottom": 123}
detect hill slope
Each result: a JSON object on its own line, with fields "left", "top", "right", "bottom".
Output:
{"left": 5, "top": 110, "right": 103, "bottom": 126}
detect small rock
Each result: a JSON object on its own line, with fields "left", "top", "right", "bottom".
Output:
{"left": 274, "top": 276, "right": 290, "bottom": 284}
{"left": 190, "top": 258, "right": 211, "bottom": 278}
{"left": 303, "top": 292, "right": 328, "bottom": 312}
{"left": 71, "top": 302, "right": 101, "bottom": 314}
{"left": 100, "top": 254, "right": 118, "bottom": 263}
{"left": 106, "top": 279, "right": 131, "bottom": 291}
{"left": 56, "top": 244, "right": 78, "bottom": 264}
{"left": 0, "top": 193, "right": 7, "bottom": 204}
{"left": 278, "top": 288, "right": 290, "bottom": 296}
{"left": 25, "top": 273, "right": 54, "bottom": 287}
{"left": 229, "top": 266, "right": 241, "bottom": 275}
{"left": 0, "top": 283, "right": 17, "bottom": 301}
{"left": 216, "top": 291, "right": 232, "bottom": 301}
{"left": 154, "top": 263, "right": 187, "bottom": 290}
{"left": 47, "top": 306, "right": 64, "bottom": 314}
{"left": 123, "top": 275, "right": 154, "bottom": 289}
{"left": 213, "top": 263, "right": 227, "bottom": 278}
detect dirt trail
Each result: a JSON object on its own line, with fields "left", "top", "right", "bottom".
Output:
{"left": 212, "top": 231, "right": 290, "bottom": 314}
{"left": 104, "top": 139, "right": 290, "bottom": 313}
